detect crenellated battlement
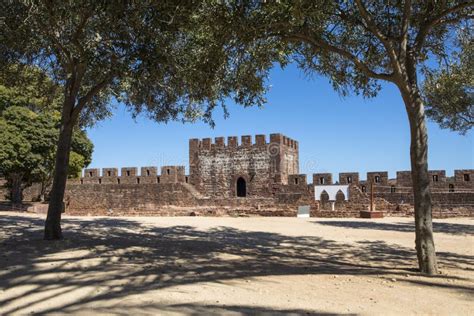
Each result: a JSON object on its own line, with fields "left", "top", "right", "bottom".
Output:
{"left": 310, "top": 169, "right": 474, "bottom": 187}
{"left": 189, "top": 133, "right": 299, "bottom": 151}
{"left": 79, "top": 166, "right": 189, "bottom": 185}
{"left": 80, "top": 166, "right": 473, "bottom": 188}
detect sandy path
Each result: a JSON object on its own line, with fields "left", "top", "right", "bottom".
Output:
{"left": 0, "top": 212, "right": 472, "bottom": 315}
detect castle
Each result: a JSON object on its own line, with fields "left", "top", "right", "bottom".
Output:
{"left": 5, "top": 134, "right": 473, "bottom": 217}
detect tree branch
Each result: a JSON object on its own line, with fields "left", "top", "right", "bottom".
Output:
{"left": 285, "top": 34, "right": 395, "bottom": 82}
{"left": 354, "top": 0, "right": 390, "bottom": 44}
{"left": 414, "top": 1, "right": 474, "bottom": 53}
{"left": 399, "top": 0, "right": 411, "bottom": 61}
{"left": 71, "top": 8, "right": 93, "bottom": 56}
{"left": 43, "top": 0, "right": 71, "bottom": 68}
{"left": 354, "top": 0, "right": 402, "bottom": 76}
{"left": 71, "top": 78, "right": 110, "bottom": 122}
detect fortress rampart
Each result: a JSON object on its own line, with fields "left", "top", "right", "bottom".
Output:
{"left": 79, "top": 166, "right": 189, "bottom": 185}
{"left": 1, "top": 133, "right": 472, "bottom": 218}
{"left": 76, "top": 167, "right": 473, "bottom": 188}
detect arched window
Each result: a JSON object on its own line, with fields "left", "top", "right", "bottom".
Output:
{"left": 335, "top": 190, "right": 345, "bottom": 209}
{"left": 236, "top": 177, "right": 247, "bottom": 197}
{"left": 320, "top": 190, "right": 330, "bottom": 210}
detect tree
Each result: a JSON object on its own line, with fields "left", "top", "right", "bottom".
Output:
{"left": 0, "top": 106, "right": 92, "bottom": 203}
{"left": 0, "top": 65, "right": 61, "bottom": 114}
{"left": 0, "top": 66, "right": 93, "bottom": 202}
{"left": 424, "top": 32, "right": 473, "bottom": 134}
{"left": 205, "top": 1, "right": 473, "bottom": 274}
{"left": 0, "top": 108, "right": 38, "bottom": 203}
{"left": 0, "top": 106, "right": 56, "bottom": 203}
{"left": 1, "top": 2, "right": 270, "bottom": 239}
{"left": 35, "top": 127, "right": 93, "bottom": 202}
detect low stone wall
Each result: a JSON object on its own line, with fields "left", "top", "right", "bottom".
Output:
{"left": 1, "top": 175, "right": 471, "bottom": 218}
{"left": 64, "top": 183, "right": 198, "bottom": 216}
{"left": 64, "top": 182, "right": 314, "bottom": 217}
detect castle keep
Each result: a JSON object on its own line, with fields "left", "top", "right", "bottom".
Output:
{"left": 4, "top": 133, "right": 472, "bottom": 217}
{"left": 189, "top": 134, "right": 298, "bottom": 197}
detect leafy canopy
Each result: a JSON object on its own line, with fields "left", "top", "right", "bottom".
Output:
{"left": 0, "top": 64, "right": 93, "bottom": 195}
{"left": 0, "top": 106, "right": 92, "bottom": 182}
{"left": 201, "top": 1, "right": 473, "bottom": 131}
{"left": 424, "top": 33, "right": 473, "bottom": 134}
{"left": 0, "top": 1, "right": 277, "bottom": 127}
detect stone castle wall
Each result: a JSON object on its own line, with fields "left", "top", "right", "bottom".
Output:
{"left": 0, "top": 133, "right": 472, "bottom": 218}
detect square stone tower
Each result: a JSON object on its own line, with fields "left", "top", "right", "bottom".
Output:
{"left": 189, "top": 133, "right": 299, "bottom": 198}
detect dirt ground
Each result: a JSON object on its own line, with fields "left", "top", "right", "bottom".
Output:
{"left": 0, "top": 212, "right": 472, "bottom": 315}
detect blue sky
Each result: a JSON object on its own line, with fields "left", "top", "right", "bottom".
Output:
{"left": 86, "top": 63, "right": 473, "bottom": 180}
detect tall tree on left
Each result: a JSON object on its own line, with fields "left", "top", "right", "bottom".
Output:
{"left": 0, "top": 66, "right": 93, "bottom": 202}
{"left": 1, "top": 2, "right": 276, "bottom": 239}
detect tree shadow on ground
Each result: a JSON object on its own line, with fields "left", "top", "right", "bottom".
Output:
{"left": 55, "top": 302, "right": 340, "bottom": 315}
{"left": 314, "top": 220, "right": 473, "bottom": 236}
{"left": 0, "top": 215, "right": 472, "bottom": 315}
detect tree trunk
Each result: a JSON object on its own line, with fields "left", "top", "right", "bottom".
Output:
{"left": 402, "top": 89, "right": 438, "bottom": 275}
{"left": 10, "top": 173, "right": 23, "bottom": 205}
{"left": 44, "top": 104, "right": 75, "bottom": 240}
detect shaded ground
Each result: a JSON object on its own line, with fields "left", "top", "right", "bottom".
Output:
{"left": 0, "top": 212, "right": 472, "bottom": 315}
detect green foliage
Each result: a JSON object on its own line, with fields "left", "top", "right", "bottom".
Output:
{"left": 71, "top": 129, "right": 93, "bottom": 168}
{"left": 0, "top": 65, "right": 61, "bottom": 114}
{"left": 424, "top": 33, "right": 474, "bottom": 134}
{"left": 0, "top": 107, "right": 51, "bottom": 183}
{"left": 68, "top": 152, "right": 85, "bottom": 179}
{"left": 0, "top": 1, "right": 276, "bottom": 127}
{"left": 0, "top": 106, "right": 93, "bottom": 198}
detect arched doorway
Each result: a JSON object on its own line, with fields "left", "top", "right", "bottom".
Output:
{"left": 236, "top": 177, "right": 247, "bottom": 197}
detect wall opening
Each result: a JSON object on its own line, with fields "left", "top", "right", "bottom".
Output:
{"left": 107, "top": 171, "right": 111, "bottom": 177}
{"left": 167, "top": 169, "right": 170, "bottom": 175}
{"left": 374, "top": 176, "right": 380, "bottom": 183}
{"left": 319, "top": 177, "right": 325, "bottom": 185}
{"left": 391, "top": 185, "right": 396, "bottom": 193}
{"left": 464, "top": 174, "right": 470, "bottom": 181}
{"left": 146, "top": 170, "right": 150, "bottom": 176}
{"left": 432, "top": 175, "right": 439, "bottom": 182}
{"left": 236, "top": 177, "right": 247, "bottom": 197}
{"left": 80, "top": 179, "right": 83, "bottom": 184}
{"left": 117, "top": 178, "right": 120, "bottom": 184}
{"left": 98, "top": 178, "right": 102, "bottom": 184}
{"left": 335, "top": 190, "right": 345, "bottom": 208}
{"left": 294, "top": 177, "right": 299, "bottom": 185}
{"left": 157, "top": 176, "right": 160, "bottom": 183}
{"left": 137, "top": 178, "right": 140, "bottom": 184}
{"left": 89, "top": 171, "right": 93, "bottom": 177}
{"left": 320, "top": 191, "right": 330, "bottom": 210}
{"left": 185, "top": 176, "right": 189, "bottom": 183}
{"left": 347, "top": 176, "right": 352, "bottom": 184}
{"left": 449, "top": 184, "right": 455, "bottom": 192}
{"left": 126, "top": 170, "right": 130, "bottom": 177}
{"left": 361, "top": 185, "right": 367, "bottom": 192}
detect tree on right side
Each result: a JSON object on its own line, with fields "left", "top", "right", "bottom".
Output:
{"left": 215, "top": 1, "right": 473, "bottom": 274}
{"left": 424, "top": 32, "right": 473, "bottom": 134}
